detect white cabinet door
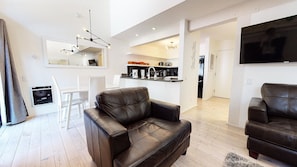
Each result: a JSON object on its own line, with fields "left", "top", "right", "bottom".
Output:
{"left": 214, "top": 50, "right": 234, "bottom": 98}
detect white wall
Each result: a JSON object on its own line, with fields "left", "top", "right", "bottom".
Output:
{"left": 228, "top": 15, "right": 250, "bottom": 127}
{"left": 0, "top": 12, "right": 129, "bottom": 118}
{"left": 236, "top": 1, "right": 297, "bottom": 127}
{"left": 110, "top": 0, "right": 185, "bottom": 36}
{"left": 129, "top": 44, "right": 168, "bottom": 59}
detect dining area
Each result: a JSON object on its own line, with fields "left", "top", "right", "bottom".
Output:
{"left": 51, "top": 75, "right": 121, "bottom": 129}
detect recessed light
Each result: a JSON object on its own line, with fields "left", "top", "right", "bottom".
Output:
{"left": 75, "top": 12, "right": 82, "bottom": 18}
{"left": 152, "top": 27, "right": 156, "bottom": 31}
{"left": 135, "top": 34, "right": 139, "bottom": 37}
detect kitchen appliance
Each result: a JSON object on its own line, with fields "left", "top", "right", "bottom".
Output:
{"left": 163, "top": 70, "right": 167, "bottom": 77}
{"left": 141, "top": 69, "right": 145, "bottom": 79}
{"left": 32, "top": 86, "right": 53, "bottom": 105}
{"left": 132, "top": 69, "right": 138, "bottom": 78}
{"left": 164, "top": 62, "right": 172, "bottom": 66}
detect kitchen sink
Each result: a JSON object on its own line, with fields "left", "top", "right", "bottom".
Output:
{"left": 163, "top": 76, "right": 178, "bottom": 81}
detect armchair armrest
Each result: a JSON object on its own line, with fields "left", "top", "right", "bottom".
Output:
{"left": 84, "top": 108, "right": 130, "bottom": 166}
{"left": 248, "top": 97, "right": 268, "bottom": 123}
{"left": 150, "top": 99, "right": 180, "bottom": 122}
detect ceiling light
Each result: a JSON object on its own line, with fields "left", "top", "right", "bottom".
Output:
{"left": 76, "top": 9, "right": 111, "bottom": 48}
{"left": 135, "top": 34, "right": 139, "bottom": 37}
{"left": 152, "top": 27, "right": 156, "bottom": 31}
{"left": 60, "top": 45, "right": 78, "bottom": 55}
{"left": 75, "top": 12, "right": 82, "bottom": 18}
{"left": 166, "top": 41, "right": 177, "bottom": 49}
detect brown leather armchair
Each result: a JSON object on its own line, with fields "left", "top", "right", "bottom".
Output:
{"left": 84, "top": 87, "right": 191, "bottom": 167}
{"left": 245, "top": 83, "right": 297, "bottom": 166}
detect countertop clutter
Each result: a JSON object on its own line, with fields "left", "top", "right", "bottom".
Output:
{"left": 121, "top": 75, "right": 182, "bottom": 82}
{"left": 127, "top": 61, "right": 174, "bottom": 67}
{"left": 124, "top": 61, "right": 181, "bottom": 82}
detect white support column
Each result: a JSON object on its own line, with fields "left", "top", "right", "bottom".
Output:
{"left": 178, "top": 19, "right": 200, "bottom": 112}
{"left": 177, "top": 19, "right": 187, "bottom": 80}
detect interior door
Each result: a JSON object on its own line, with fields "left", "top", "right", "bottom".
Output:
{"left": 214, "top": 50, "right": 234, "bottom": 98}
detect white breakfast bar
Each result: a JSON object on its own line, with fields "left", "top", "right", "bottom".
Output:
{"left": 120, "top": 77, "right": 183, "bottom": 107}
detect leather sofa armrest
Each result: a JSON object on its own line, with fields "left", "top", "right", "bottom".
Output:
{"left": 151, "top": 99, "right": 180, "bottom": 122}
{"left": 248, "top": 97, "right": 268, "bottom": 123}
{"left": 84, "top": 108, "right": 131, "bottom": 160}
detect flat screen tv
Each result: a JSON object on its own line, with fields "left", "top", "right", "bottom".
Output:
{"left": 240, "top": 15, "right": 297, "bottom": 64}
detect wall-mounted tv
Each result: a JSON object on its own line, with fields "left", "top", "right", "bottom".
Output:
{"left": 240, "top": 15, "right": 297, "bottom": 64}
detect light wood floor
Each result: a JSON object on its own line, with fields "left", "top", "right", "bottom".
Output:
{"left": 0, "top": 97, "right": 292, "bottom": 167}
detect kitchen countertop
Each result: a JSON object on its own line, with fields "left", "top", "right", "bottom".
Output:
{"left": 121, "top": 76, "right": 183, "bottom": 82}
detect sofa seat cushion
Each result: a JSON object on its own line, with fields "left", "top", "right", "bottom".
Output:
{"left": 246, "top": 117, "right": 297, "bottom": 151}
{"left": 113, "top": 117, "right": 191, "bottom": 167}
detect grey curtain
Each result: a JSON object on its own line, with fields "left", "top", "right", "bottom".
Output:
{"left": 0, "top": 19, "right": 27, "bottom": 125}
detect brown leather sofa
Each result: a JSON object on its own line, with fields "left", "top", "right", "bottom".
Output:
{"left": 84, "top": 87, "right": 191, "bottom": 167}
{"left": 245, "top": 83, "right": 297, "bottom": 166}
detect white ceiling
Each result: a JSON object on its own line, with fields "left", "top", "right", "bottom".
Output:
{"left": 0, "top": 0, "right": 294, "bottom": 45}
{"left": 113, "top": 0, "right": 247, "bottom": 42}
{"left": 137, "top": 20, "right": 237, "bottom": 49}
{"left": 112, "top": 0, "right": 294, "bottom": 45}
{"left": 0, "top": 0, "right": 110, "bottom": 43}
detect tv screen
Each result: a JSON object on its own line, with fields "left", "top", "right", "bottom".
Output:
{"left": 240, "top": 15, "right": 297, "bottom": 64}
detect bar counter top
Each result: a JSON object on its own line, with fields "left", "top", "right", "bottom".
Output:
{"left": 121, "top": 76, "right": 183, "bottom": 82}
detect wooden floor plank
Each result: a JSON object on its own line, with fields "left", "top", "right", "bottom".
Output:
{"left": 0, "top": 123, "right": 24, "bottom": 167}
{"left": 11, "top": 123, "right": 31, "bottom": 167}
{"left": 46, "top": 114, "right": 70, "bottom": 167}
{"left": 25, "top": 115, "right": 41, "bottom": 167}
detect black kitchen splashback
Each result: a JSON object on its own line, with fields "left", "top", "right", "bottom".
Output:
{"left": 127, "top": 65, "right": 178, "bottom": 78}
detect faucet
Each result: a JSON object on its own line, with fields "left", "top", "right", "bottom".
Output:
{"left": 147, "top": 66, "right": 157, "bottom": 79}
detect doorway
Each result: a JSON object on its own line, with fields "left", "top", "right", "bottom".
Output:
{"left": 198, "top": 56, "right": 205, "bottom": 98}
{"left": 198, "top": 21, "right": 236, "bottom": 100}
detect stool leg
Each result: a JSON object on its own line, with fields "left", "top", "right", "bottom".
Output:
{"left": 78, "top": 104, "right": 82, "bottom": 118}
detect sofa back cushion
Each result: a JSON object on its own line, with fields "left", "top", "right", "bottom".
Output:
{"left": 261, "top": 83, "right": 297, "bottom": 119}
{"left": 96, "top": 87, "right": 151, "bottom": 125}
